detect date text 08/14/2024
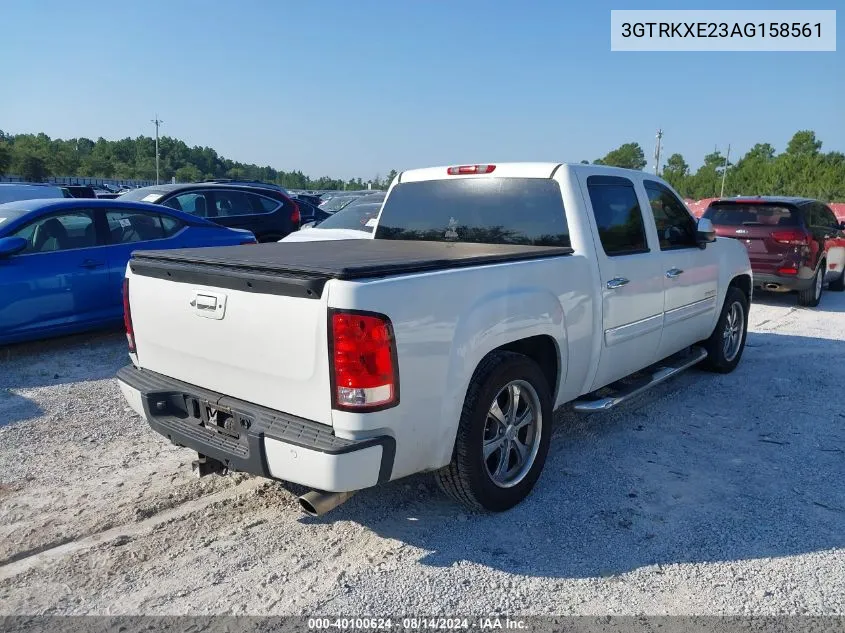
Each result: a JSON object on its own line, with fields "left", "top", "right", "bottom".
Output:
{"left": 307, "top": 617, "right": 528, "bottom": 630}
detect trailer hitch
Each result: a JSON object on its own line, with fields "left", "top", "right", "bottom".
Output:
{"left": 192, "top": 454, "right": 228, "bottom": 478}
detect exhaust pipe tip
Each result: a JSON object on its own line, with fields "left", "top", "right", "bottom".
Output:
{"left": 298, "top": 494, "right": 320, "bottom": 517}
{"left": 298, "top": 490, "right": 356, "bottom": 517}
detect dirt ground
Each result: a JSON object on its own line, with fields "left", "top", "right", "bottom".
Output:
{"left": 1, "top": 291, "right": 843, "bottom": 615}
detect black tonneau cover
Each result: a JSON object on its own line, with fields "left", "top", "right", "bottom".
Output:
{"left": 129, "top": 240, "right": 572, "bottom": 300}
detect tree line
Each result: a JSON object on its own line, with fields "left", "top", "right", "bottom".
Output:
{"left": 0, "top": 130, "right": 396, "bottom": 191}
{"left": 586, "top": 130, "right": 844, "bottom": 201}
{"left": 1, "top": 128, "right": 841, "bottom": 200}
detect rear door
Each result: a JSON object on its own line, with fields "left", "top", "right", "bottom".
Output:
{"left": 104, "top": 208, "right": 187, "bottom": 312}
{"left": 643, "top": 180, "right": 718, "bottom": 359}
{"left": 0, "top": 209, "right": 112, "bottom": 337}
{"left": 580, "top": 174, "right": 665, "bottom": 390}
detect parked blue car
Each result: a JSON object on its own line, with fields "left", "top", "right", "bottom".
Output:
{"left": 0, "top": 198, "right": 256, "bottom": 345}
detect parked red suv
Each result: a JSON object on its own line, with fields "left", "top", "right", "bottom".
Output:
{"left": 702, "top": 196, "right": 845, "bottom": 307}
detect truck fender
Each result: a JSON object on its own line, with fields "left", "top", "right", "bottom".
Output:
{"left": 431, "top": 286, "right": 567, "bottom": 471}
{"left": 710, "top": 238, "right": 754, "bottom": 333}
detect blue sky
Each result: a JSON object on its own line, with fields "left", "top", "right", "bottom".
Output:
{"left": 0, "top": 0, "right": 841, "bottom": 180}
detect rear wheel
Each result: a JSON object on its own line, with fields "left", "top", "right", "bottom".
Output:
{"left": 434, "top": 351, "right": 552, "bottom": 512}
{"left": 700, "top": 286, "right": 749, "bottom": 374}
{"left": 798, "top": 261, "right": 824, "bottom": 307}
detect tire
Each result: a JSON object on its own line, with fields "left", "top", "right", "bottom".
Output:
{"left": 700, "top": 286, "right": 749, "bottom": 374}
{"left": 434, "top": 351, "right": 553, "bottom": 512}
{"left": 829, "top": 267, "right": 844, "bottom": 292}
{"left": 798, "top": 260, "right": 825, "bottom": 307}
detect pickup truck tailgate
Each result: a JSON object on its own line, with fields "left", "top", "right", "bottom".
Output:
{"left": 126, "top": 246, "right": 335, "bottom": 425}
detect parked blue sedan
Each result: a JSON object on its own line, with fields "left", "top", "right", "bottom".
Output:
{"left": 0, "top": 198, "right": 256, "bottom": 345}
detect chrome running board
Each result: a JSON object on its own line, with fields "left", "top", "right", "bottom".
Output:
{"left": 573, "top": 346, "right": 708, "bottom": 413}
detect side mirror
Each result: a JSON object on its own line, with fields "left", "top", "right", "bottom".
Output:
{"left": 839, "top": 221, "right": 845, "bottom": 231}
{"left": 0, "top": 236, "right": 27, "bottom": 258}
{"left": 696, "top": 217, "right": 716, "bottom": 246}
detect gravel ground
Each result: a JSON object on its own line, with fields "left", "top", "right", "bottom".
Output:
{"left": 0, "top": 291, "right": 843, "bottom": 616}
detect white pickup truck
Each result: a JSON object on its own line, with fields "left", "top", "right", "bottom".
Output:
{"left": 117, "top": 163, "right": 752, "bottom": 515}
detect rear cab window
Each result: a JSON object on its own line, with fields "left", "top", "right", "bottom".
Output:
{"left": 373, "top": 178, "right": 569, "bottom": 247}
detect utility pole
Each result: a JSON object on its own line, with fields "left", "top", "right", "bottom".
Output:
{"left": 151, "top": 115, "right": 164, "bottom": 185}
{"left": 719, "top": 144, "right": 731, "bottom": 198}
{"left": 653, "top": 129, "right": 663, "bottom": 174}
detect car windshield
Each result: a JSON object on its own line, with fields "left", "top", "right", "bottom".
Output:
{"left": 703, "top": 203, "right": 800, "bottom": 227}
{"left": 117, "top": 188, "right": 169, "bottom": 203}
{"left": 0, "top": 207, "right": 31, "bottom": 227}
{"left": 315, "top": 201, "right": 383, "bottom": 232}
{"left": 319, "top": 196, "right": 359, "bottom": 212}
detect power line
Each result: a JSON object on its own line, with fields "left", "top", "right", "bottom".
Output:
{"left": 151, "top": 115, "right": 164, "bottom": 185}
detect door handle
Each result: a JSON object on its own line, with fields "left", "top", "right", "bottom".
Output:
{"left": 606, "top": 277, "right": 630, "bottom": 289}
{"left": 79, "top": 259, "right": 105, "bottom": 269}
{"left": 666, "top": 268, "right": 684, "bottom": 279}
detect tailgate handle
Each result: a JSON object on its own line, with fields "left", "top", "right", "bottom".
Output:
{"left": 191, "top": 291, "right": 227, "bottom": 320}
{"left": 195, "top": 294, "right": 217, "bottom": 310}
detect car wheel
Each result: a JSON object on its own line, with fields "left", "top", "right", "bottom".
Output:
{"left": 829, "top": 267, "right": 845, "bottom": 292}
{"left": 700, "top": 286, "right": 749, "bottom": 374}
{"left": 798, "top": 261, "right": 825, "bottom": 307}
{"left": 434, "top": 351, "right": 552, "bottom": 512}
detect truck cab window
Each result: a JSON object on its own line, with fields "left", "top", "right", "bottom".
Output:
{"left": 643, "top": 181, "right": 697, "bottom": 250}
{"left": 373, "top": 178, "right": 570, "bottom": 247}
{"left": 586, "top": 176, "right": 647, "bottom": 256}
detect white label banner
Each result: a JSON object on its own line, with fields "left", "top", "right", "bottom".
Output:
{"left": 611, "top": 10, "right": 836, "bottom": 52}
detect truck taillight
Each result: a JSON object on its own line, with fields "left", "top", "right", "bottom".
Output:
{"left": 330, "top": 310, "right": 398, "bottom": 411}
{"left": 771, "top": 230, "right": 811, "bottom": 245}
{"left": 122, "top": 278, "right": 136, "bottom": 353}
